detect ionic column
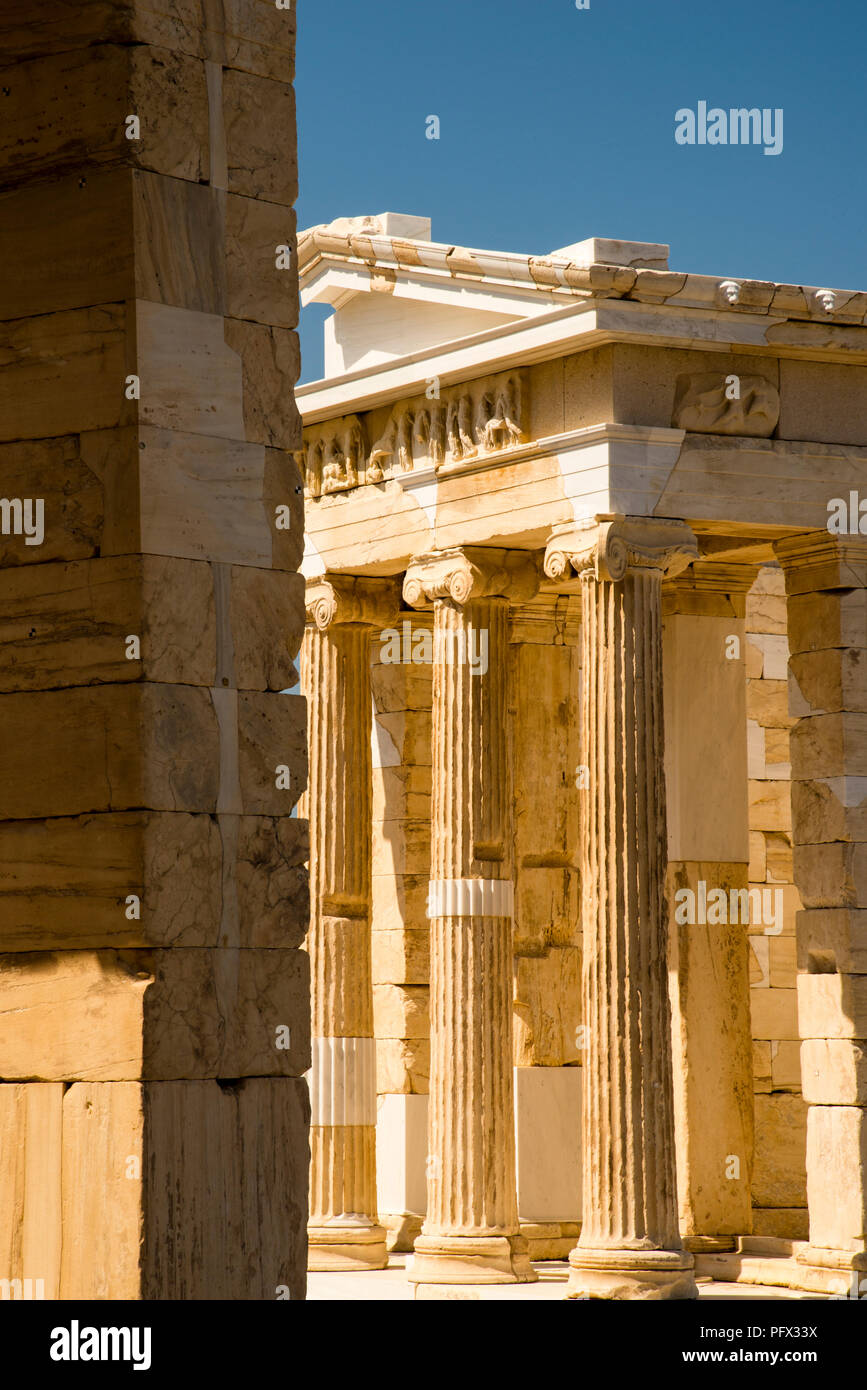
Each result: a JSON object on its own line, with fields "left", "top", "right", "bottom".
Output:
{"left": 302, "top": 575, "right": 399, "bottom": 1272}
{"left": 544, "top": 516, "right": 699, "bottom": 1300}
{"left": 774, "top": 533, "right": 867, "bottom": 1291}
{"left": 403, "top": 547, "right": 539, "bottom": 1290}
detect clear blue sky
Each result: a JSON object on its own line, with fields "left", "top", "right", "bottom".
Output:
{"left": 296, "top": 0, "right": 865, "bottom": 382}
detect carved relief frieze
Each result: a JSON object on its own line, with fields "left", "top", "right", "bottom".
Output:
{"left": 302, "top": 369, "right": 529, "bottom": 499}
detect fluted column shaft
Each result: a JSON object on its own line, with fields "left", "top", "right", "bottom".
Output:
{"left": 302, "top": 577, "right": 398, "bottom": 1272}
{"left": 404, "top": 547, "right": 539, "bottom": 1289}
{"left": 545, "top": 516, "right": 699, "bottom": 1299}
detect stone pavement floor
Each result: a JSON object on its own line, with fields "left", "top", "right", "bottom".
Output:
{"left": 307, "top": 1255, "right": 826, "bottom": 1301}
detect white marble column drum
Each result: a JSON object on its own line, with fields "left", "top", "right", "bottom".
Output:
{"left": 302, "top": 575, "right": 399, "bottom": 1271}
{"left": 403, "top": 547, "right": 539, "bottom": 1290}
{"left": 544, "top": 516, "right": 700, "bottom": 1300}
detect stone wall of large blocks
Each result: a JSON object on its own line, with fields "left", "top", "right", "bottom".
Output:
{"left": 0, "top": 1, "right": 309, "bottom": 1298}
{"left": 746, "top": 565, "right": 808, "bottom": 1239}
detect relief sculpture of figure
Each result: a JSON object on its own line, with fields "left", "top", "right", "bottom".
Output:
{"left": 368, "top": 414, "right": 397, "bottom": 482}
{"left": 446, "top": 393, "right": 478, "bottom": 461}
{"left": 429, "top": 401, "right": 446, "bottom": 465}
{"left": 396, "top": 410, "right": 415, "bottom": 472}
{"left": 305, "top": 438, "right": 324, "bottom": 497}
{"left": 322, "top": 436, "right": 348, "bottom": 493}
{"left": 344, "top": 418, "right": 366, "bottom": 488}
{"left": 475, "top": 391, "right": 496, "bottom": 451}
{"left": 485, "top": 375, "right": 525, "bottom": 450}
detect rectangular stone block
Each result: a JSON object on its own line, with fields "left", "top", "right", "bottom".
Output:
{"left": 372, "top": 929, "right": 430, "bottom": 986}
{"left": 797, "top": 972, "right": 867, "bottom": 1040}
{"left": 769, "top": 935, "right": 796, "bottom": 988}
{"left": 226, "top": 195, "right": 298, "bottom": 328}
{"left": 136, "top": 302, "right": 248, "bottom": 440}
{"left": 806, "top": 1105, "right": 867, "bottom": 1250}
{"left": 223, "top": 67, "right": 297, "bottom": 204}
{"left": 0, "top": 947, "right": 310, "bottom": 1080}
{"left": 749, "top": 986, "right": 798, "bottom": 1040}
{"left": 237, "top": 690, "right": 306, "bottom": 814}
{"left": 802, "top": 1039, "right": 867, "bottom": 1104}
{"left": 264, "top": 447, "right": 305, "bottom": 573}
{"left": 790, "top": 713, "right": 867, "bottom": 780}
{"left": 794, "top": 842, "right": 867, "bottom": 909}
{"left": 746, "top": 590, "right": 787, "bottom": 636}
{"left": 0, "top": 0, "right": 298, "bottom": 84}
{"left": 60, "top": 1077, "right": 308, "bottom": 1299}
{"left": 223, "top": 319, "right": 301, "bottom": 448}
{"left": 746, "top": 678, "right": 794, "bottom": 729}
{"left": 235, "top": 814, "right": 309, "bottom": 949}
{"left": 749, "top": 831, "right": 767, "bottom": 881}
{"left": 138, "top": 427, "right": 274, "bottom": 567}
{"left": 514, "top": 866, "right": 580, "bottom": 953}
{"left": 0, "top": 812, "right": 220, "bottom": 951}
{"left": 372, "top": 983, "right": 429, "bottom": 1041}
{"left": 0, "top": 45, "right": 209, "bottom": 188}
{"left": 0, "top": 305, "right": 132, "bottom": 442}
{"left": 797, "top": 909, "right": 867, "bottom": 974}
{"left": 752, "top": 1092, "right": 807, "bottom": 1209}
{"left": 0, "top": 556, "right": 216, "bottom": 692}
{"left": 772, "top": 1039, "right": 802, "bottom": 1090}
{"left": 514, "top": 948, "right": 582, "bottom": 1067}
{"left": 0, "top": 435, "right": 107, "bottom": 568}
{"left": 229, "top": 568, "right": 304, "bottom": 689}
{"left": 749, "top": 780, "right": 792, "bottom": 833}
{"left": 790, "top": 649, "right": 867, "bottom": 717}
{"left": 787, "top": 590, "right": 867, "bottom": 657}
{"left": 372, "top": 764, "right": 433, "bottom": 823}
{"left": 0, "top": 684, "right": 219, "bottom": 819}
{"left": 0, "top": 1082, "right": 63, "bottom": 1299}
{"left": 371, "top": 874, "right": 429, "bottom": 936}
{"left": 515, "top": 1066, "right": 582, "bottom": 1224}
{"left": 792, "top": 778, "right": 867, "bottom": 845}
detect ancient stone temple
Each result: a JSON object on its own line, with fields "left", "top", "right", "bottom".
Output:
{"left": 0, "top": 2, "right": 309, "bottom": 1299}
{"left": 298, "top": 215, "right": 867, "bottom": 1298}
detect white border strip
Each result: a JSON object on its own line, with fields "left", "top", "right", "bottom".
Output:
{"left": 427, "top": 878, "right": 515, "bottom": 919}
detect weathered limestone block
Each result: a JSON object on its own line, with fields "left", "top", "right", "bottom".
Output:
{"left": 790, "top": 713, "right": 867, "bottom": 780}
{"left": 749, "top": 986, "right": 798, "bottom": 1040}
{"left": 795, "top": 842, "right": 867, "bottom": 907}
{"left": 0, "top": 812, "right": 220, "bottom": 951}
{"left": 0, "top": 947, "right": 310, "bottom": 1080}
{"left": 802, "top": 1040, "right": 867, "bottom": 1105}
{"left": 223, "top": 320, "right": 302, "bottom": 448}
{"left": 513, "top": 949, "right": 581, "bottom": 1067}
{"left": 59, "top": 1078, "right": 309, "bottom": 1300}
{"left": 0, "top": 556, "right": 216, "bottom": 692}
{"left": 747, "top": 678, "right": 795, "bottom": 729}
{"left": 514, "top": 865, "right": 580, "bottom": 953}
{"left": 0, "top": 436, "right": 105, "bottom": 567}
{"left": 371, "top": 873, "right": 429, "bottom": 934}
{"left": 798, "top": 908, "right": 867, "bottom": 974}
{"left": 372, "top": 929, "right": 430, "bottom": 986}
{"left": 769, "top": 937, "right": 796, "bottom": 988}
{"left": 0, "top": 0, "right": 298, "bottom": 85}
{"left": 806, "top": 1105, "right": 867, "bottom": 1251}
{"left": 376, "top": 1038, "right": 430, "bottom": 1095}
{"left": 752, "top": 1093, "right": 808, "bottom": 1209}
{"left": 0, "top": 685, "right": 219, "bottom": 819}
{"left": 372, "top": 764, "right": 433, "bottom": 823}
{"left": 0, "top": 45, "right": 209, "bottom": 187}
{"left": 749, "top": 780, "right": 793, "bottom": 833}
{"left": 0, "top": 812, "right": 306, "bottom": 953}
{"left": 0, "top": 305, "right": 132, "bottom": 442}
{"left": 797, "top": 973, "right": 867, "bottom": 1040}
{"left": 790, "top": 649, "right": 867, "bottom": 716}
{"left": 372, "top": 984, "right": 429, "bottom": 1040}
{"left": 136, "top": 303, "right": 247, "bottom": 440}
{"left": 222, "top": 67, "right": 297, "bottom": 204}
{"left": 237, "top": 690, "right": 306, "bottom": 814}
{"left": 0, "top": 1083, "right": 63, "bottom": 1299}
{"left": 235, "top": 815, "right": 309, "bottom": 948}
{"left": 264, "top": 448, "right": 305, "bottom": 572}
{"left": 746, "top": 588, "right": 787, "bottom": 637}
{"left": 787, "top": 590, "right": 867, "bottom": 656}
{"left": 230, "top": 567, "right": 305, "bottom": 688}
{"left": 792, "top": 778, "right": 867, "bottom": 845}
{"left": 138, "top": 429, "right": 274, "bottom": 568}
{"left": 226, "top": 196, "right": 298, "bottom": 328}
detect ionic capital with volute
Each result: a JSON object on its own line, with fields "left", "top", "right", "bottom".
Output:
{"left": 543, "top": 515, "right": 699, "bottom": 585}
{"left": 305, "top": 574, "right": 401, "bottom": 630}
{"left": 403, "top": 546, "right": 540, "bottom": 610}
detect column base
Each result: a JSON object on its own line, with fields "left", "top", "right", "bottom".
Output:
{"left": 796, "top": 1244, "right": 867, "bottom": 1273}
{"left": 682, "top": 1234, "right": 737, "bottom": 1254}
{"left": 308, "top": 1220, "right": 388, "bottom": 1272}
{"left": 409, "top": 1232, "right": 538, "bottom": 1286}
{"left": 567, "top": 1246, "right": 698, "bottom": 1300}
